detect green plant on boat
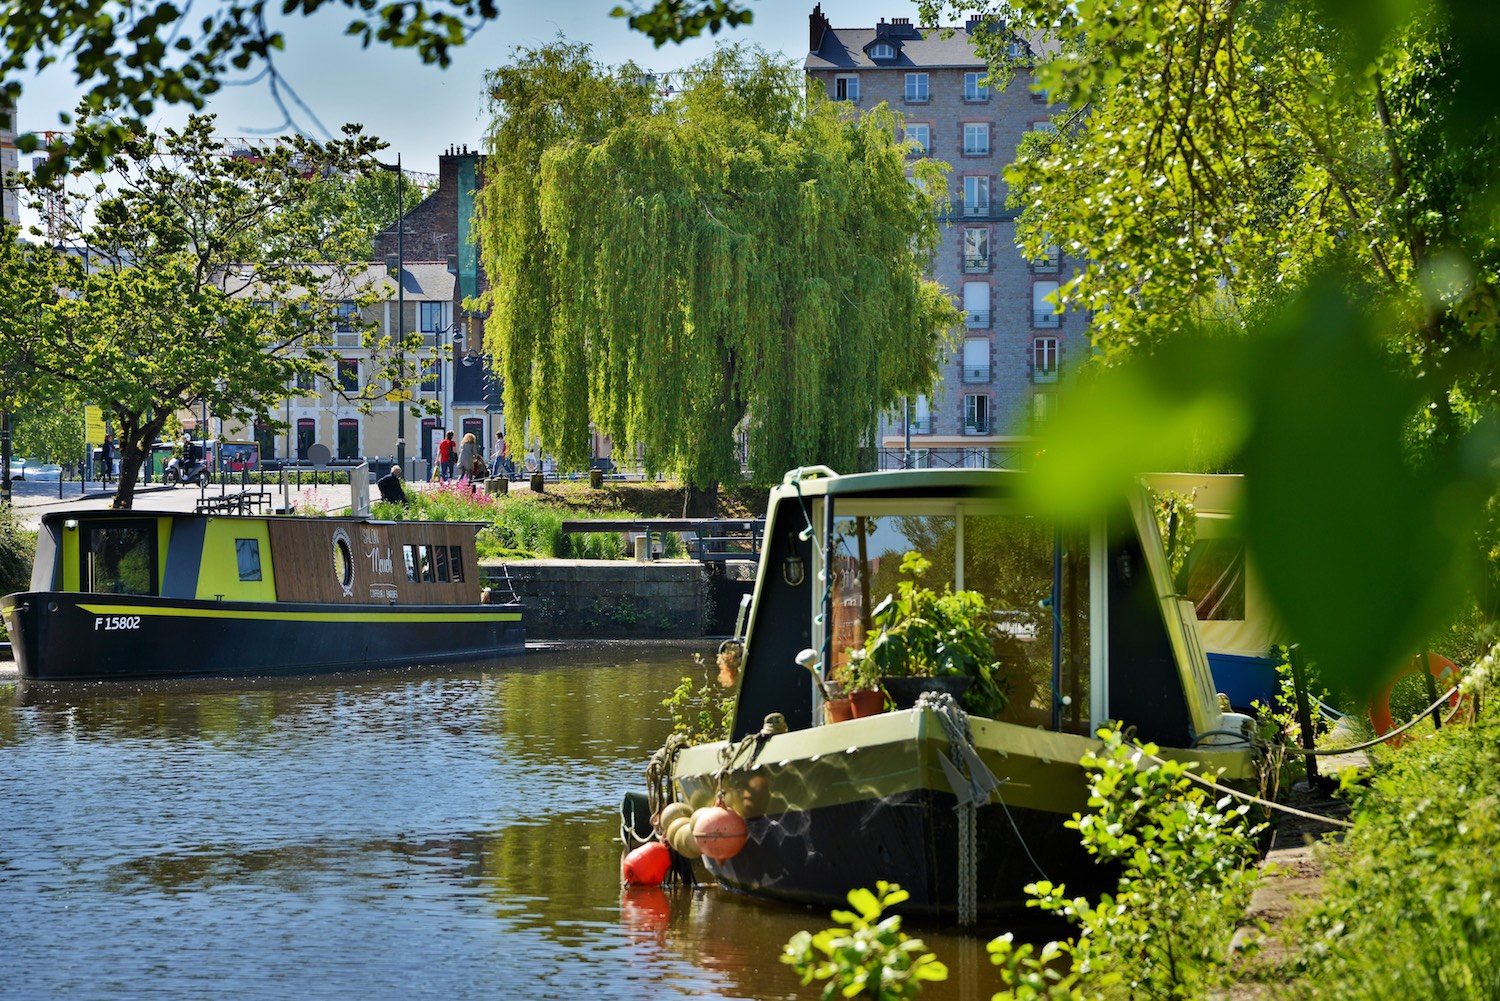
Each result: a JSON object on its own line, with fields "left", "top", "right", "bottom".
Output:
{"left": 781, "top": 881, "right": 948, "bottom": 1000}
{"left": 663, "top": 652, "right": 735, "bottom": 745}
{"left": 1149, "top": 487, "right": 1198, "bottom": 593}
{"left": 850, "top": 551, "right": 1008, "bottom": 717}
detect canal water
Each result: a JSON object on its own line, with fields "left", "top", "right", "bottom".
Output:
{"left": 1, "top": 643, "right": 1016, "bottom": 1000}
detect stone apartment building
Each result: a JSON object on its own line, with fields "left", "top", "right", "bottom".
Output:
{"left": 806, "top": 5, "right": 1081, "bottom": 467}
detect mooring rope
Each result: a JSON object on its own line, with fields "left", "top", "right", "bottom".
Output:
{"left": 1250, "top": 684, "right": 1463, "bottom": 757}
{"left": 917, "top": 691, "right": 990, "bottom": 926}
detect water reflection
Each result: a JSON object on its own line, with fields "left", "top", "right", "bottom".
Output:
{"left": 1, "top": 644, "right": 1016, "bottom": 1000}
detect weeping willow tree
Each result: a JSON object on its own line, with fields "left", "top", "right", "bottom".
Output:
{"left": 476, "top": 43, "right": 959, "bottom": 514}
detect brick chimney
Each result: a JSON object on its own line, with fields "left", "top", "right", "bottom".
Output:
{"left": 809, "top": 3, "right": 831, "bottom": 52}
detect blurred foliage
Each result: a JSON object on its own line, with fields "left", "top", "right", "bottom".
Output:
{"left": 782, "top": 881, "right": 949, "bottom": 1000}
{"left": 0, "top": 505, "right": 36, "bottom": 599}
{"left": 916, "top": 0, "right": 1500, "bottom": 695}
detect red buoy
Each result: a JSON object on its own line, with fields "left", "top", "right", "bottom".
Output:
{"left": 621, "top": 841, "right": 672, "bottom": 885}
{"left": 692, "top": 799, "right": 749, "bottom": 860}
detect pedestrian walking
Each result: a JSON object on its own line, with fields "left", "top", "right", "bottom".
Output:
{"left": 100, "top": 433, "right": 115, "bottom": 484}
{"left": 438, "top": 431, "right": 456, "bottom": 482}
{"left": 457, "top": 432, "right": 479, "bottom": 492}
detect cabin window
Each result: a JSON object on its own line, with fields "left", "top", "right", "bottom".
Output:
{"left": 962, "top": 514, "right": 1091, "bottom": 734}
{"left": 448, "top": 546, "right": 464, "bottom": 583}
{"left": 1184, "top": 538, "right": 1246, "bottom": 620}
{"left": 420, "top": 545, "right": 435, "bottom": 583}
{"left": 404, "top": 544, "right": 418, "bottom": 582}
{"left": 235, "top": 538, "right": 262, "bottom": 582}
{"left": 434, "top": 545, "right": 451, "bottom": 583}
{"left": 824, "top": 504, "right": 1092, "bottom": 736}
{"left": 85, "top": 523, "right": 157, "bottom": 596}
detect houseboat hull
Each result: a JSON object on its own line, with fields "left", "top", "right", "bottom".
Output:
{"left": 3, "top": 591, "right": 524, "bottom": 681}
{"left": 673, "top": 706, "right": 1255, "bottom": 915}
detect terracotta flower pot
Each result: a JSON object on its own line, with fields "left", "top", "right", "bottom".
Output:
{"left": 825, "top": 696, "right": 854, "bottom": 723}
{"left": 849, "top": 689, "right": 887, "bottom": 718}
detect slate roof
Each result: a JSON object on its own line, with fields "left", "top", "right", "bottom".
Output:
{"left": 806, "top": 23, "right": 987, "bottom": 71}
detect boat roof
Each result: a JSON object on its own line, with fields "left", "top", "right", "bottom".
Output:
{"left": 36, "top": 509, "right": 492, "bottom": 530}
{"left": 770, "top": 466, "right": 1022, "bottom": 504}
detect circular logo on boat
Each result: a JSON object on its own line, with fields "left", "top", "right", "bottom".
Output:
{"left": 332, "top": 527, "right": 355, "bottom": 597}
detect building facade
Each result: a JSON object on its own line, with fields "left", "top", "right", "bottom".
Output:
{"left": 805, "top": 6, "right": 1083, "bottom": 468}
{"left": 221, "top": 259, "right": 498, "bottom": 479}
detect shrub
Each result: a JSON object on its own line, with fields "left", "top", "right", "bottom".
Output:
{"left": 0, "top": 505, "right": 35, "bottom": 596}
{"left": 1292, "top": 692, "right": 1500, "bottom": 1000}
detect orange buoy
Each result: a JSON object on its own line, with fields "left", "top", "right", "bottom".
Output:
{"left": 1369, "top": 652, "right": 1464, "bottom": 747}
{"left": 621, "top": 841, "right": 672, "bottom": 885}
{"left": 692, "top": 796, "right": 749, "bottom": 861}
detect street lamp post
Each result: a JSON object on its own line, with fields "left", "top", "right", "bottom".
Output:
{"left": 381, "top": 154, "right": 406, "bottom": 475}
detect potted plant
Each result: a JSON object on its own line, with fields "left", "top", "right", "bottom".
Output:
{"left": 831, "top": 649, "right": 888, "bottom": 719}
{"left": 856, "top": 552, "right": 1008, "bottom": 718}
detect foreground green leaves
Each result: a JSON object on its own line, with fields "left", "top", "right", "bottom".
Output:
{"left": 782, "top": 881, "right": 949, "bottom": 1001}
{"left": 1292, "top": 686, "right": 1500, "bottom": 1000}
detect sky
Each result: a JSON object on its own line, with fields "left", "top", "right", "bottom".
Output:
{"left": 19, "top": 0, "right": 932, "bottom": 179}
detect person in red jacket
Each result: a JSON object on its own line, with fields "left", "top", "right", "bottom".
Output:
{"left": 437, "top": 431, "right": 456, "bottom": 482}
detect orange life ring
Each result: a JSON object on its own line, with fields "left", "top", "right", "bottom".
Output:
{"left": 1368, "top": 652, "right": 1463, "bottom": 746}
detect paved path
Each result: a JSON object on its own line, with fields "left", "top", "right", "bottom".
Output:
{"left": 6, "top": 477, "right": 368, "bottom": 531}
{"left": 6, "top": 474, "right": 543, "bottom": 531}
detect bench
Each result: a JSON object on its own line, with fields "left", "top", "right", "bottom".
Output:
{"left": 195, "top": 491, "right": 274, "bottom": 515}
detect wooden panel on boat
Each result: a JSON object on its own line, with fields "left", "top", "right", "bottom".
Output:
{"left": 267, "top": 519, "right": 480, "bottom": 605}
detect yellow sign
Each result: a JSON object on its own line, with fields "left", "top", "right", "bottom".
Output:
{"left": 386, "top": 388, "right": 414, "bottom": 402}
{"left": 85, "top": 404, "right": 106, "bottom": 444}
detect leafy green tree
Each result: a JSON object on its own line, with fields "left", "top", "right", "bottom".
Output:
{"left": 476, "top": 43, "right": 958, "bottom": 514}
{"left": 4, "top": 112, "right": 418, "bottom": 509}
{"left": 11, "top": 404, "right": 87, "bottom": 467}
{"left": 275, "top": 169, "right": 431, "bottom": 261}
{"left": 913, "top": 0, "right": 1500, "bottom": 693}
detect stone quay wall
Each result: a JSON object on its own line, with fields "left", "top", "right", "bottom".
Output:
{"left": 490, "top": 560, "right": 743, "bottom": 639}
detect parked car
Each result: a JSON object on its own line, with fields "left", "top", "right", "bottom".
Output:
{"left": 10, "top": 458, "right": 61, "bottom": 481}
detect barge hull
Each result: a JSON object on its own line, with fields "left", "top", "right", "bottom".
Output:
{"left": 3, "top": 591, "right": 525, "bottom": 681}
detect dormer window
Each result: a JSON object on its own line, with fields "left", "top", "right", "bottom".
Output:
{"left": 870, "top": 42, "right": 895, "bottom": 60}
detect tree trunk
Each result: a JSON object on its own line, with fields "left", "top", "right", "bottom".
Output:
{"left": 112, "top": 442, "right": 145, "bottom": 509}
{"left": 683, "top": 481, "right": 719, "bottom": 518}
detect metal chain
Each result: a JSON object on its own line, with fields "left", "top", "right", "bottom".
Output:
{"left": 917, "top": 691, "right": 980, "bottom": 926}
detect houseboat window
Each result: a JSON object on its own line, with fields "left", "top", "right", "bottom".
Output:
{"left": 825, "top": 504, "right": 1091, "bottom": 735}
{"left": 420, "top": 545, "right": 435, "bottom": 583}
{"left": 404, "top": 544, "right": 418, "bottom": 582}
{"left": 448, "top": 546, "right": 464, "bottom": 583}
{"left": 235, "top": 538, "right": 262, "bottom": 582}
{"left": 826, "top": 513, "right": 956, "bottom": 682}
{"left": 963, "top": 515, "right": 1091, "bottom": 735}
{"left": 86, "top": 524, "right": 156, "bottom": 595}
{"left": 1184, "top": 538, "right": 1245, "bottom": 620}
{"left": 434, "top": 545, "right": 451, "bottom": 583}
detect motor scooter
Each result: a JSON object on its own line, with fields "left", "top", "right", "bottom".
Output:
{"left": 163, "top": 455, "right": 212, "bottom": 488}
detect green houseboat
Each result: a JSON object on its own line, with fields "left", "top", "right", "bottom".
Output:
{"left": 650, "top": 466, "right": 1256, "bottom": 920}
{"left": 3, "top": 510, "right": 524, "bottom": 681}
